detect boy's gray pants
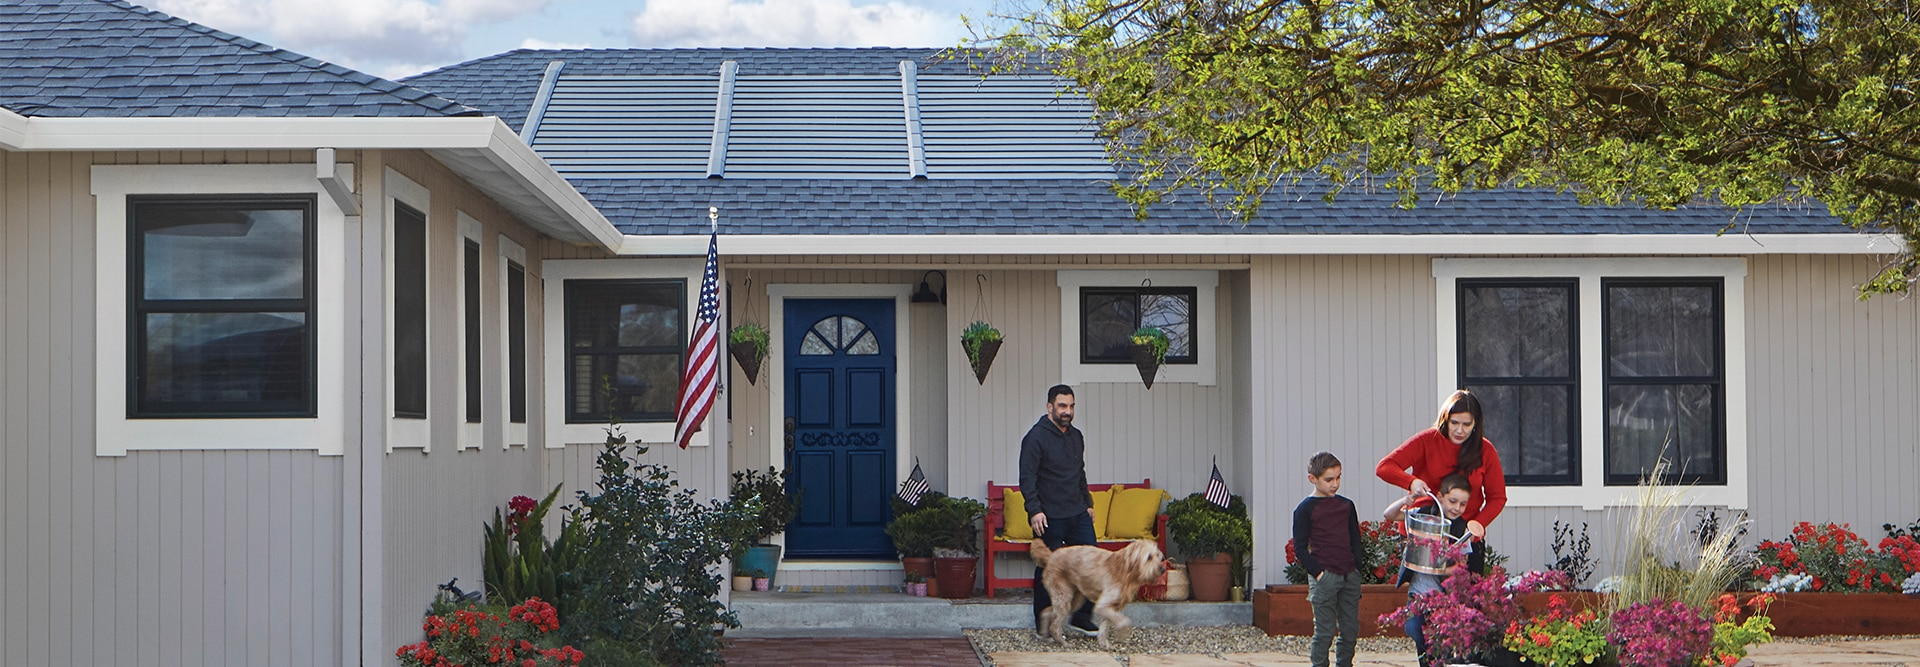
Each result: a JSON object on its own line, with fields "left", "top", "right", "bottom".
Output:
{"left": 1307, "top": 569, "right": 1363, "bottom": 667}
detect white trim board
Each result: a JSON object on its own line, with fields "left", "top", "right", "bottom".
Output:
{"left": 91, "top": 164, "right": 349, "bottom": 456}
{"left": 541, "top": 258, "right": 712, "bottom": 448}
{"left": 1432, "top": 257, "right": 1749, "bottom": 510}
{"left": 618, "top": 233, "right": 1898, "bottom": 256}
{"left": 1056, "top": 269, "right": 1218, "bottom": 386}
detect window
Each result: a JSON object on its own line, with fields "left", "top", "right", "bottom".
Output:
{"left": 1458, "top": 280, "right": 1579, "bottom": 485}
{"left": 1604, "top": 279, "right": 1724, "bottom": 485}
{"left": 1080, "top": 287, "right": 1197, "bottom": 364}
{"left": 1056, "top": 270, "right": 1218, "bottom": 386}
{"left": 94, "top": 163, "right": 348, "bottom": 456}
{"left": 800, "top": 316, "right": 880, "bottom": 355}
{"left": 507, "top": 260, "right": 528, "bottom": 425}
{"left": 564, "top": 279, "right": 685, "bottom": 424}
{"left": 127, "top": 196, "right": 317, "bottom": 418}
{"left": 1434, "top": 258, "right": 1748, "bottom": 510}
{"left": 393, "top": 200, "right": 427, "bottom": 420}
{"left": 464, "top": 238, "right": 482, "bottom": 425}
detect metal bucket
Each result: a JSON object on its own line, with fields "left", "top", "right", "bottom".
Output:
{"left": 1401, "top": 492, "right": 1469, "bottom": 576}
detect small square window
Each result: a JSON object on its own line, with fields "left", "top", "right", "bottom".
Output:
{"left": 1080, "top": 287, "right": 1197, "bottom": 364}
{"left": 564, "top": 279, "right": 685, "bottom": 423}
{"left": 128, "top": 196, "right": 317, "bottom": 418}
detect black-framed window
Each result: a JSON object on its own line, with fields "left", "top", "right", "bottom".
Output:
{"left": 463, "top": 238, "right": 482, "bottom": 424}
{"left": 393, "top": 202, "right": 428, "bottom": 419}
{"left": 1604, "top": 278, "right": 1725, "bottom": 485}
{"left": 564, "top": 279, "right": 684, "bottom": 423}
{"left": 1080, "top": 287, "right": 1197, "bottom": 364}
{"left": 128, "top": 195, "right": 317, "bottom": 418}
{"left": 507, "top": 260, "right": 528, "bottom": 425}
{"left": 1458, "top": 280, "right": 1580, "bottom": 485}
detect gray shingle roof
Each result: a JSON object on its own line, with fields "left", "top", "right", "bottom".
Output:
{"left": 1, "top": 0, "right": 476, "bottom": 118}
{"left": 580, "top": 178, "right": 1853, "bottom": 236}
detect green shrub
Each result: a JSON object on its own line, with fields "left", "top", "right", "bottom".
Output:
{"left": 482, "top": 483, "right": 566, "bottom": 606}
{"left": 1167, "top": 493, "right": 1253, "bottom": 586}
{"left": 887, "top": 492, "right": 986, "bottom": 557}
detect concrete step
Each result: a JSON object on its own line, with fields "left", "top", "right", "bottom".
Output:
{"left": 726, "top": 591, "right": 1251, "bottom": 638}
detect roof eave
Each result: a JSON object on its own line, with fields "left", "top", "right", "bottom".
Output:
{"left": 1, "top": 115, "right": 618, "bottom": 250}
{"left": 614, "top": 232, "right": 1899, "bottom": 257}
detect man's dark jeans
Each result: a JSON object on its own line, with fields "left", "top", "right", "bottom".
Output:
{"left": 1032, "top": 510, "right": 1098, "bottom": 630}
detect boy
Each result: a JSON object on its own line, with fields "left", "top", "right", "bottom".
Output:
{"left": 1382, "top": 473, "right": 1486, "bottom": 665}
{"left": 1292, "top": 452, "right": 1363, "bottom": 667}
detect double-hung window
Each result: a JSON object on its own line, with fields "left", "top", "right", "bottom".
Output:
{"left": 1435, "top": 259, "right": 1746, "bottom": 509}
{"left": 128, "top": 196, "right": 317, "bottom": 418}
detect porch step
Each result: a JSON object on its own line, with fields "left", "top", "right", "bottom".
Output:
{"left": 725, "top": 591, "right": 1251, "bottom": 638}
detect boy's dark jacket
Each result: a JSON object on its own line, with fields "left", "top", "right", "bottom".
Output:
{"left": 1291, "top": 495, "right": 1362, "bottom": 577}
{"left": 1393, "top": 503, "right": 1488, "bottom": 586}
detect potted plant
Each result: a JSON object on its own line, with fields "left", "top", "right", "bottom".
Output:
{"left": 728, "top": 322, "right": 770, "bottom": 385}
{"left": 1129, "top": 326, "right": 1170, "bottom": 389}
{"left": 730, "top": 467, "right": 798, "bottom": 586}
{"left": 961, "top": 321, "right": 1003, "bottom": 384}
{"left": 1167, "top": 492, "right": 1252, "bottom": 601}
{"left": 890, "top": 492, "right": 986, "bottom": 598}
{"left": 886, "top": 496, "right": 946, "bottom": 595}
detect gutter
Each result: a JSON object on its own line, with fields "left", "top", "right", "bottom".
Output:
{"left": 615, "top": 232, "right": 1901, "bottom": 256}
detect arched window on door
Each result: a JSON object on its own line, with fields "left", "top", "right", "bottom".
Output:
{"left": 798, "top": 315, "right": 880, "bottom": 356}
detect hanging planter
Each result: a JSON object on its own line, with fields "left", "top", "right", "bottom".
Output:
{"left": 1129, "top": 326, "right": 1170, "bottom": 389}
{"left": 962, "top": 320, "right": 1003, "bottom": 385}
{"left": 728, "top": 322, "right": 770, "bottom": 385}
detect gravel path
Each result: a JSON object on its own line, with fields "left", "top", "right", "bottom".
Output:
{"left": 967, "top": 625, "right": 1413, "bottom": 657}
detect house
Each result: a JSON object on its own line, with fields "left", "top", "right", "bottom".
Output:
{"left": 4, "top": 1, "right": 1918, "bottom": 666}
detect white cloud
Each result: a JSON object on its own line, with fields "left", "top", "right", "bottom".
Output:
{"left": 630, "top": 0, "right": 961, "bottom": 48}
{"left": 147, "top": 0, "right": 553, "bottom": 77}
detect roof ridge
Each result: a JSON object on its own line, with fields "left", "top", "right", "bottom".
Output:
{"left": 94, "top": 0, "right": 482, "bottom": 116}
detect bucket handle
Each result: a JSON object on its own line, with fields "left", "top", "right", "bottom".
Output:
{"left": 1416, "top": 489, "right": 1473, "bottom": 545}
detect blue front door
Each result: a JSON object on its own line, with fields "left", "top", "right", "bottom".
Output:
{"left": 783, "top": 298, "right": 896, "bottom": 558}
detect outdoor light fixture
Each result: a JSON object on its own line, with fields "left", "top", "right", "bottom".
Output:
{"left": 911, "top": 270, "right": 947, "bottom": 304}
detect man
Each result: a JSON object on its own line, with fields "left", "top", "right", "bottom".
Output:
{"left": 1019, "top": 384, "right": 1099, "bottom": 637}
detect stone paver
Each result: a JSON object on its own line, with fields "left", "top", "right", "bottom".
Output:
{"left": 1128, "top": 655, "right": 1259, "bottom": 667}
{"left": 987, "top": 652, "right": 1122, "bottom": 666}
{"left": 1746, "top": 642, "right": 1919, "bottom": 667}
{"left": 1221, "top": 651, "right": 1421, "bottom": 667}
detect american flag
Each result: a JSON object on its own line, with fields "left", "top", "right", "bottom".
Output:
{"left": 672, "top": 231, "right": 720, "bottom": 450}
{"left": 1204, "top": 459, "right": 1231, "bottom": 509}
{"left": 897, "top": 460, "right": 930, "bottom": 507}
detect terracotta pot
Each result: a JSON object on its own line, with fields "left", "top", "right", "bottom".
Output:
{"left": 729, "top": 341, "right": 765, "bottom": 385}
{"left": 968, "top": 339, "right": 1002, "bottom": 385}
{"left": 934, "top": 556, "right": 978, "bottom": 599}
{"left": 1187, "top": 553, "right": 1232, "bottom": 601}
{"left": 732, "top": 575, "right": 753, "bottom": 592}
{"left": 901, "top": 557, "right": 937, "bottom": 596}
{"left": 1129, "top": 343, "right": 1161, "bottom": 389}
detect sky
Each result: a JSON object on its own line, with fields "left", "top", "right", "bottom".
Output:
{"left": 145, "top": 0, "right": 1006, "bottom": 81}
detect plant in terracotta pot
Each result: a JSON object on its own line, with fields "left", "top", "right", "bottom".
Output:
{"left": 889, "top": 492, "right": 986, "bottom": 598}
{"left": 887, "top": 495, "right": 946, "bottom": 595}
{"left": 1128, "top": 326, "right": 1170, "bottom": 389}
{"left": 1167, "top": 492, "right": 1251, "bottom": 601}
{"left": 727, "top": 322, "right": 770, "bottom": 385}
{"left": 730, "top": 467, "right": 798, "bottom": 584}
{"left": 961, "top": 321, "right": 1003, "bottom": 384}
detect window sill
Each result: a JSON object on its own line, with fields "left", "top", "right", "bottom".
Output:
{"left": 1505, "top": 483, "right": 1748, "bottom": 511}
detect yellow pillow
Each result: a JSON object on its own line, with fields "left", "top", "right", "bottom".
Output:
{"left": 1089, "top": 486, "right": 1118, "bottom": 540}
{"left": 1001, "top": 490, "right": 1033, "bottom": 540}
{"left": 1108, "top": 487, "right": 1170, "bottom": 540}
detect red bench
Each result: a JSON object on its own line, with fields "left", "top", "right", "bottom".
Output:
{"left": 982, "top": 479, "right": 1170, "bottom": 598}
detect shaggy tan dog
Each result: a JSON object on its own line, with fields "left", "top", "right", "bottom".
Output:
{"left": 1030, "top": 539, "right": 1167, "bottom": 648}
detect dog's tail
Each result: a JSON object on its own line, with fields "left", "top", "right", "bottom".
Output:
{"left": 1029, "top": 540, "right": 1053, "bottom": 567}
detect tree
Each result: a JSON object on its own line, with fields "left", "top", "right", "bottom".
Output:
{"left": 972, "top": 0, "right": 1920, "bottom": 294}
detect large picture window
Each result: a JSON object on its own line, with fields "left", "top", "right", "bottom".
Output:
{"left": 128, "top": 196, "right": 316, "bottom": 418}
{"left": 392, "top": 201, "right": 428, "bottom": 419}
{"left": 1080, "top": 286, "right": 1197, "bottom": 364}
{"left": 1458, "top": 280, "right": 1579, "bottom": 485}
{"left": 1604, "top": 279, "right": 1724, "bottom": 485}
{"left": 564, "top": 279, "right": 685, "bottom": 423}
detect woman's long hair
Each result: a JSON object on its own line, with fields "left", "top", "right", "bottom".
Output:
{"left": 1432, "top": 389, "right": 1487, "bottom": 474}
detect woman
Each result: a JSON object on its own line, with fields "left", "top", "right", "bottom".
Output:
{"left": 1375, "top": 389, "right": 1506, "bottom": 542}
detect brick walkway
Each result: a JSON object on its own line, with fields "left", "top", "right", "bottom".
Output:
{"left": 723, "top": 637, "right": 982, "bottom": 666}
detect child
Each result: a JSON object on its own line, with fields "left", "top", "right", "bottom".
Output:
{"left": 1383, "top": 473, "right": 1487, "bottom": 664}
{"left": 1292, "top": 452, "right": 1364, "bottom": 667}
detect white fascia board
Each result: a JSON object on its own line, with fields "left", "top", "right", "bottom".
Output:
{"left": 0, "top": 107, "right": 28, "bottom": 150}
{"left": 14, "top": 116, "right": 501, "bottom": 151}
{"left": 479, "top": 121, "right": 623, "bottom": 250}
{"left": 617, "top": 232, "right": 1899, "bottom": 256}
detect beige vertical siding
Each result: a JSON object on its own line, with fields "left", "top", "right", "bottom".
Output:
{"left": 1, "top": 149, "right": 346, "bottom": 667}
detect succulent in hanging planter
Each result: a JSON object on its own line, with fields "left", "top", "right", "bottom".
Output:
{"left": 1129, "top": 326, "right": 1171, "bottom": 389}
{"left": 961, "top": 320, "right": 1003, "bottom": 385}
{"left": 728, "top": 322, "right": 770, "bottom": 385}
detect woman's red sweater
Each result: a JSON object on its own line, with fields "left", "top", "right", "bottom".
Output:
{"left": 1375, "top": 427, "right": 1508, "bottom": 528}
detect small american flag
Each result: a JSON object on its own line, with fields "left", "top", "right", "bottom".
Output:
{"left": 672, "top": 230, "right": 721, "bottom": 450}
{"left": 898, "top": 460, "right": 930, "bottom": 507}
{"left": 1204, "top": 459, "right": 1231, "bottom": 509}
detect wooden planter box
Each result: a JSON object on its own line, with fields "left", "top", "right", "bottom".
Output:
{"left": 1254, "top": 585, "right": 1920, "bottom": 638}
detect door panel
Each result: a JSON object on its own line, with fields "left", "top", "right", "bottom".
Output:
{"left": 783, "top": 298, "right": 897, "bottom": 558}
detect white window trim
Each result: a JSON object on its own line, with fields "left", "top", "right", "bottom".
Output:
{"left": 1057, "top": 270, "right": 1218, "bottom": 386}
{"left": 91, "top": 164, "right": 348, "bottom": 456}
{"left": 764, "top": 283, "right": 916, "bottom": 492}
{"left": 385, "top": 168, "right": 431, "bottom": 452}
{"left": 1433, "top": 257, "right": 1749, "bottom": 510}
{"left": 542, "top": 258, "right": 709, "bottom": 448}
{"left": 455, "top": 211, "right": 484, "bottom": 451}
{"left": 499, "top": 235, "right": 530, "bottom": 448}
